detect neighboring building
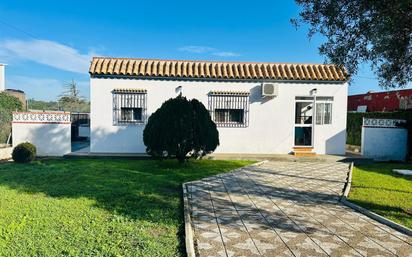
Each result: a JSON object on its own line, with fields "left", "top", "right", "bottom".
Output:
{"left": 348, "top": 89, "right": 412, "bottom": 112}
{"left": 5, "top": 89, "right": 26, "bottom": 110}
{"left": 0, "top": 64, "right": 27, "bottom": 109}
{"left": 89, "top": 57, "right": 348, "bottom": 155}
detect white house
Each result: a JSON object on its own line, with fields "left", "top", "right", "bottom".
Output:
{"left": 89, "top": 57, "right": 348, "bottom": 155}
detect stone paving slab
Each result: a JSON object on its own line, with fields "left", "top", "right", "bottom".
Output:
{"left": 185, "top": 161, "right": 412, "bottom": 257}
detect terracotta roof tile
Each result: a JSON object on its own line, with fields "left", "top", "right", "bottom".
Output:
{"left": 90, "top": 57, "right": 348, "bottom": 81}
{"left": 112, "top": 88, "right": 147, "bottom": 93}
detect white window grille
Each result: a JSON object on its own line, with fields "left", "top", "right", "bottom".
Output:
{"left": 112, "top": 89, "right": 147, "bottom": 125}
{"left": 208, "top": 91, "right": 250, "bottom": 127}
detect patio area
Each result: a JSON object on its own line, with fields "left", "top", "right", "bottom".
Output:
{"left": 184, "top": 161, "right": 412, "bottom": 256}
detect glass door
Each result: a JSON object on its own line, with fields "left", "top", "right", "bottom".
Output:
{"left": 294, "top": 97, "right": 314, "bottom": 146}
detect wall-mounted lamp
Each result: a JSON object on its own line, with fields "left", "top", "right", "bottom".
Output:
{"left": 310, "top": 88, "right": 317, "bottom": 96}
{"left": 175, "top": 86, "right": 182, "bottom": 95}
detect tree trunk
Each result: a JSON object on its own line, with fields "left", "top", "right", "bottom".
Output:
{"left": 176, "top": 145, "right": 188, "bottom": 163}
{"left": 177, "top": 154, "right": 186, "bottom": 163}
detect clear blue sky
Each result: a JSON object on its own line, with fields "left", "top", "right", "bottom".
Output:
{"left": 0, "top": 0, "right": 407, "bottom": 101}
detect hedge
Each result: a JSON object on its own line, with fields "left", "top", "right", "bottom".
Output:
{"left": 347, "top": 110, "right": 412, "bottom": 146}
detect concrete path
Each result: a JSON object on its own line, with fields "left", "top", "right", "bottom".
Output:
{"left": 184, "top": 161, "right": 412, "bottom": 257}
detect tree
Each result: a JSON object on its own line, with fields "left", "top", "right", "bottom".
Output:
{"left": 60, "top": 79, "right": 82, "bottom": 100}
{"left": 27, "top": 99, "right": 59, "bottom": 111}
{"left": 143, "top": 95, "right": 219, "bottom": 163}
{"left": 58, "top": 79, "right": 90, "bottom": 112}
{"left": 292, "top": 0, "right": 412, "bottom": 88}
{"left": 0, "top": 92, "right": 23, "bottom": 144}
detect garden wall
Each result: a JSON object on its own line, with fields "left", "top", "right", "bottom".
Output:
{"left": 362, "top": 118, "right": 407, "bottom": 161}
{"left": 12, "top": 112, "right": 71, "bottom": 156}
{"left": 347, "top": 110, "right": 412, "bottom": 145}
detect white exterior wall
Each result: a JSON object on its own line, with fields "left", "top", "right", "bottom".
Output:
{"left": 0, "top": 64, "right": 5, "bottom": 91}
{"left": 12, "top": 112, "right": 71, "bottom": 156}
{"left": 90, "top": 77, "right": 347, "bottom": 155}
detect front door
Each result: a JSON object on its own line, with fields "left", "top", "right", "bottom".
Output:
{"left": 294, "top": 97, "right": 314, "bottom": 146}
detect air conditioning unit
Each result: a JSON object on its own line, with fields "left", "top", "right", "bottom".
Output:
{"left": 262, "top": 83, "right": 278, "bottom": 97}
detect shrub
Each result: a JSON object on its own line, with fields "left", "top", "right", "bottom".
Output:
{"left": 12, "top": 142, "right": 37, "bottom": 163}
{"left": 144, "top": 95, "right": 219, "bottom": 163}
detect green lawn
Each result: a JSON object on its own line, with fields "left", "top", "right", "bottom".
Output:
{"left": 348, "top": 163, "right": 412, "bottom": 229}
{"left": 0, "top": 158, "right": 253, "bottom": 256}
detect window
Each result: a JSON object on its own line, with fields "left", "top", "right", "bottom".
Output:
{"left": 316, "top": 97, "right": 333, "bottom": 125}
{"left": 295, "top": 101, "right": 313, "bottom": 124}
{"left": 214, "top": 109, "right": 244, "bottom": 123}
{"left": 121, "top": 107, "right": 143, "bottom": 122}
{"left": 113, "top": 89, "right": 147, "bottom": 125}
{"left": 208, "top": 91, "right": 250, "bottom": 127}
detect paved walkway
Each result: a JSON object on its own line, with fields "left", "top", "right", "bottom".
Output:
{"left": 184, "top": 161, "right": 412, "bottom": 257}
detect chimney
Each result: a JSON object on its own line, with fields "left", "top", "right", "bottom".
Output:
{"left": 0, "top": 64, "right": 5, "bottom": 91}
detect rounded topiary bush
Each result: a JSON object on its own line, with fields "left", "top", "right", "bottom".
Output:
{"left": 12, "top": 142, "right": 36, "bottom": 163}
{"left": 144, "top": 95, "right": 219, "bottom": 163}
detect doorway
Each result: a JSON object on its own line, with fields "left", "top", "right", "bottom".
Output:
{"left": 294, "top": 97, "right": 314, "bottom": 146}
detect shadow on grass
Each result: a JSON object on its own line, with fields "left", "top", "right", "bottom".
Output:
{"left": 0, "top": 158, "right": 251, "bottom": 256}
{"left": 352, "top": 185, "right": 411, "bottom": 194}
{"left": 349, "top": 198, "right": 412, "bottom": 225}
{"left": 356, "top": 163, "right": 412, "bottom": 182}
{"left": 0, "top": 159, "right": 346, "bottom": 236}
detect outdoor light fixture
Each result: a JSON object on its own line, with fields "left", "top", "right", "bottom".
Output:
{"left": 175, "top": 86, "right": 182, "bottom": 95}
{"left": 310, "top": 88, "right": 317, "bottom": 96}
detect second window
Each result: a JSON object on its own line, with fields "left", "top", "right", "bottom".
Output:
{"left": 208, "top": 91, "right": 250, "bottom": 127}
